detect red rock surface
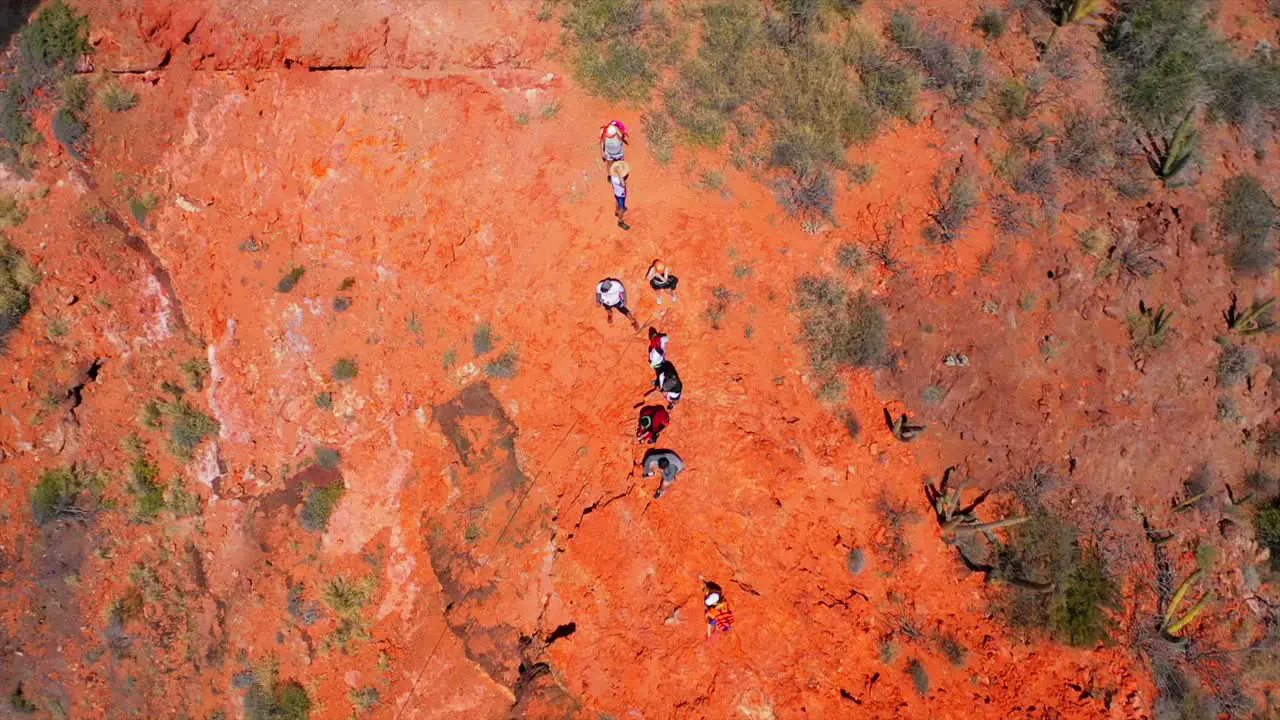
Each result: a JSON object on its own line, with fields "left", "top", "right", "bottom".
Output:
{"left": 2, "top": 1, "right": 1278, "bottom": 718}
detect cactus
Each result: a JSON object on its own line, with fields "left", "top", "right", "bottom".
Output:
{"left": 1144, "top": 108, "right": 1197, "bottom": 181}
{"left": 1161, "top": 570, "right": 1212, "bottom": 637}
{"left": 884, "top": 408, "right": 926, "bottom": 442}
{"left": 1224, "top": 292, "right": 1276, "bottom": 335}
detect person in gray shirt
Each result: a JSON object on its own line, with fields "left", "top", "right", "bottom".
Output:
{"left": 642, "top": 449, "right": 685, "bottom": 498}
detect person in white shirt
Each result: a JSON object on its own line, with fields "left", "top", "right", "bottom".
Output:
{"left": 596, "top": 278, "right": 639, "bottom": 330}
{"left": 610, "top": 161, "right": 630, "bottom": 230}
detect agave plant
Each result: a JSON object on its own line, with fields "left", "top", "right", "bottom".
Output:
{"left": 1144, "top": 108, "right": 1198, "bottom": 182}
{"left": 1042, "top": 0, "right": 1102, "bottom": 54}
{"left": 1224, "top": 292, "right": 1276, "bottom": 335}
{"left": 884, "top": 408, "right": 926, "bottom": 441}
{"left": 1162, "top": 570, "right": 1212, "bottom": 637}
{"left": 925, "top": 467, "right": 1029, "bottom": 533}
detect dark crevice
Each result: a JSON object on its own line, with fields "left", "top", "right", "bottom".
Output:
{"left": 307, "top": 64, "right": 366, "bottom": 72}
{"left": 180, "top": 17, "right": 201, "bottom": 45}
{"left": 65, "top": 358, "right": 104, "bottom": 423}
{"left": 545, "top": 622, "right": 576, "bottom": 644}
{"left": 839, "top": 689, "right": 860, "bottom": 704}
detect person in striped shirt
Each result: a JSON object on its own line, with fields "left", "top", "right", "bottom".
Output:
{"left": 703, "top": 581, "right": 735, "bottom": 638}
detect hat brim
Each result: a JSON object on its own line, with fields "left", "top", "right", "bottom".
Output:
{"left": 610, "top": 161, "right": 630, "bottom": 178}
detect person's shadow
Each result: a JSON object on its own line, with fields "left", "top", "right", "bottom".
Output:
{"left": 0, "top": 0, "right": 42, "bottom": 57}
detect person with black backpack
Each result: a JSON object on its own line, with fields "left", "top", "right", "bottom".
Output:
{"left": 646, "top": 359, "right": 682, "bottom": 409}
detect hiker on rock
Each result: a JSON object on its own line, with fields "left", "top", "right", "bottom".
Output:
{"left": 636, "top": 404, "right": 670, "bottom": 444}
{"left": 642, "top": 448, "right": 684, "bottom": 498}
{"left": 648, "top": 359, "right": 682, "bottom": 409}
{"left": 597, "top": 278, "right": 639, "bottom": 331}
{"left": 703, "top": 581, "right": 735, "bottom": 638}
{"left": 646, "top": 259, "right": 678, "bottom": 304}
{"left": 600, "top": 120, "right": 629, "bottom": 165}
{"left": 610, "top": 161, "right": 630, "bottom": 230}
{"left": 648, "top": 327, "right": 668, "bottom": 368}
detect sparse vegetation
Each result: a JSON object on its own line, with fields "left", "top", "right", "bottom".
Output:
{"left": 166, "top": 478, "right": 201, "bottom": 517}
{"left": 158, "top": 398, "right": 220, "bottom": 461}
{"left": 244, "top": 666, "right": 312, "bottom": 720}
{"left": 128, "top": 455, "right": 165, "bottom": 521}
{"left": 1221, "top": 175, "right": 1277, "bottom": 275}
{"left": 129, "top": 193, "right": 157, "bottom": 226}
{"left": 472, "top": 322, "right": 494, "bottom": 355}
{"left": 485, "top": 348, "right": 520, "bottom": 378}
{"left": 1216, "top": 342, "right": 1253, "bottom": 387}
{"left": 332, "top": 357, "right": 359, "bottom": 381}
{"left": 350, "top": 687, "right": 379, "bottom": 711}
{"left": 560, "top": 0, "right": 677, "bottom": 101}
{"left": 974, "top": 7, "right": 1006, "bottom": 39}
{"left": 907, "top": 658, "right": 929, "bottom": 695}
{"left": 323, "top": 575, "right": 376, "bottom": 648}
{"left": 181, "top": 357, "right": 211, "bottom": 390}
{"left": 276, "top": 266, "right": 306, "bottom": 293}
{"left": 1256, "top": 501, "right": 1280, "bottom": 568}
{"left": 836, "top": 242, "right": 865, "bottom": 271}
{"left": 31, "top": 465, "right": 93, "bottom": 524}
{"left": 0, "top": 194, "right": 27, "bottom": 227}
{"left": 1058, "top": 109, "right": 1112, "bottom": 178}
{"left": 1142, "top": 108, "right": 1197, "bottom": 182}
{"left": 924, "top": 172, "right": 979, "bottom": 243}
{"left": 10, "top": 683, "right": 36, "bottom": 713}
{"left": 889, "top": 9, "right": 988, "bottom": 105}
{"left": 0, "top": 241, "right": 38, "bottom": 346}
{"left": 300, "top": 484, "right": 344, "bottom": 532}
{"left": 793, "top": 275, "right": 887, "bottom": 373}
{"left": 1127, "top": 301, "right": 1174, "bottom": 352}
{"left": 315, "top": 391, "right": 333, "bottom": 409}
{"left": 102, "top": 83, "right": 140, "bottom": 112}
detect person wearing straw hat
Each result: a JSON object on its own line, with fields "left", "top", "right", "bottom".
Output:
{"left": 600, "top": 120, "right": 629, "bottom": 165}
{"left": 610, "top": 161, "right": 630, "bottom": 230}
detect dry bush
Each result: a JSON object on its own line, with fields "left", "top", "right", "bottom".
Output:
{"left": 889, "top": 9, "right": 988, "bottom": 105}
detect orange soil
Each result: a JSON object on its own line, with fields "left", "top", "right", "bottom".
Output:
{"left": 2, "top": 1, "right": 1278, "bottom": 719}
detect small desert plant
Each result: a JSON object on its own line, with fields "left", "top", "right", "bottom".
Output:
{"left": 160, "top": 399, "right": 219, "bottom": 461}
{"left": 642, "top": 111, "right": 674, "bottom": 164}
{"left": 885, "top": 408, "right": 926, "bottom": 441}
{"left": 315, "top": 392, "right": 333, "bottom": 409}
{"left": 350, "top": 687, "right": 379, "bottom": 711}
{"left": 52, "top": 108, "right": 86, "bottom": 156}
{"left": 1160, "top": 569, "right": 1212, "bottom": 636}
{"left": 102, "top": 83, "right": 139, "bottom": 112}
{"left": 0, "top": 241, "right": 38, "bottom": 345}
{"left": 1224, "top": 293, "right": 1276, "bottom": 335}
{"left": 907, "top": 658, "right": 929, "bottom": 695}
{"left": 1215, "top": 342, "right": 1253, "bottom": 387}
{"left": 276, "top": 266, "right": 305, "bottom": 293}
{"left": 300, "top": 484, "right": 345, "bottom": 532}
{"left": 1142, "top": 107, "right": 1197, "bottom": 182}
{"left": 485, "top": 348, "right": 520, "bottom": 378}
{"left": 244, "top": 670, "right": 312, "bottom": 720}
{"left": 166, "top": 478, "right": 201, "bottom": 517}
{"left": 837, "top": 242, "right": 865, "bottom": 271}
{"left": 332, "top": 357, "right": 359, "bottom": 381}
{"left": 472, "top": 322, "right": 494, "bottom": 355}
{"left": 181, "top": 357, "right": 211, "bottom": 390}
{"left": 857, "top": 52, "right": 920, "bottom": 121}
{"left": 10, "top": 682, "right": 36, "bottom": 713}
{"left": 128, "top": 455, "right": 165, "bottom": 521}
{"left": 0, "top": 194, "right": 26, "bottom": 227}
{"left": 1221, "top": 175, "right": 1278, "bottom": 275}
{"left": 129, "top": 193, "right": 157, "bottom": 225}
{"left": 324, "top": 575, "right": 375, "bottom": 647}
{"left": 1127, "top": 301, "right": 1173, "bottom": 352}
{"left": 1041, "top": 0, "right": 1101, "bottom": 54}
{"left": 793, "top": 275, "right": 887, "bottom": 371}
{"left": 925, "top": 468, "right": 1028, "bottom": 533}
{"left": 31, "top": 465, "right": 93, "bottom": 524}
{"left": 925, "top": 172, "right": 979, "bottom": 243}
{"left": 1050, "top": 548, "right": 1120, "bottom": 646}
{"left": 889, "top": 9, "right": 988, "bottom": 105}
{"left": 974, "top": 7, "right": 1007, "bottom": 38}
{"left": 561, "top": 0, "right": 676, "bottom": 102}
{"left": 1255, "top": 501, "right": 1280, "bottom": 568}
{"left": 1058, "top": 109, "right": 1112, "bottom": 177}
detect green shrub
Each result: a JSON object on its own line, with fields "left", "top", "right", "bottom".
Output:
{"left": 1058, "top": 109, "right": 1112, "bottom": 177}
{"left": 166, "top": 478, "right": 202, "bottom": 517}
{"left": 562, "top": 0, "right": 676, "bottom": 101}
{"left": 0, "top": 241, "right": 38, "bottom": 345}
{"left": 1209, "top": 54, "right": 1280, "bottom": 127}
{"left": 129, "top": 194, "right": 157, "bottom": 226}
{"left": 129, "top": 455, "right": 165, "bottom": 521}
{"left": 245, "top": 676, "right": 312, "bottom": 720}
{"left": 837, "top": 242, "right": 865, "bottom": 271}
{"left": 484, "top": 348, "right": 520, "bottom": 378}
{"left": 31, "top": 465, "right": 90, "bottom": 524}
{"left": 10, "top": 682, "right": 36, "bottom": 713}
{"left": 276, "top": 266, "right": 305, "bottom": 293}
{"left": 314, "top": 446, "right": 341, "bottom": 470}
{"left": 995, "top": 514, "right": 1120, "bottom": 646}
{"left": 992, "top": 77, "right": 1031, "bottom": 122}
{"left": 794, "top": 275, "right": 887, "bottom": 372}
{"left": 300, "top": 484, "right": 344, "bottom": 532}
{"left": 323, "top": 575, "right": 375, "bottom": 647}
{"left": 51, "top": 108, "right": 86, "bottom": 156}
{"left": 61, "top": 76, "right": 89, "bottom": 113}
{"left": 974, "top": 7, "right": 1006, "bottom": 38}
{"left": 1256, "top": 501, "right": 1280, "bottom": 568}
{"left": 1050, "top": 549, "right": 1120, "bottom": 646}
{"left": 314, "top": 392, "right": 333, "bottom": 409}
{"left": 181, "top": 357, "right": 210, "bottom": 390}
{"left": 350, "top": 687, "right": 379, "bottom": 711}
{"left": 1102, "top": 0, "right": 1223, "bottom": 130}
{"left": 907, "top": 658, "right": 929, "bottom": 695}
{"left": 332, "top": 357, "right": 359, "bottom": 381}
{"left": 472, "top": 322, "right": 494, "bottom": 355}
{"left": 641, "top": 110, "right": 675, "bottom": 164}
{"left": 1221, "top": 174, "right": 1277, "bottom": 274}
{"left": 858, "top": 53, "right": 920, "bottom": 121}
{"left": 159, "top": 399, "right": 219, "bottom": 461}
{"left": 102, "top": 83, "right": 140, "bottom": 112}
{"left": 773, "top": 169, "right": 835, "bottom": 221}
{"left": 19, "top": 0, "right": 91, "bottom": 73}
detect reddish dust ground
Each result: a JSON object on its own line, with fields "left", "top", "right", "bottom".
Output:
{"left": 2, "top": 1, "right": 1279, "bottom": 719}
